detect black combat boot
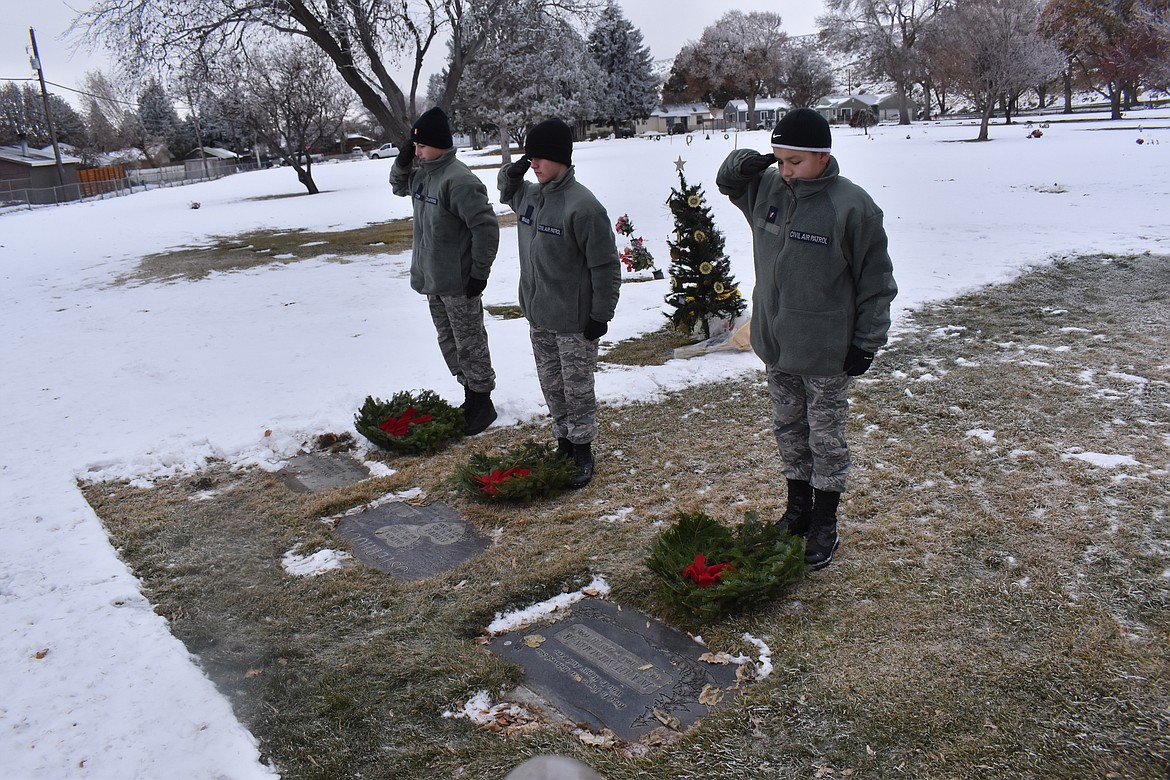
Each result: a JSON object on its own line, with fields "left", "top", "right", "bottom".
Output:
{"left": 776, "top": 478, "right": 814, "bottom": 537}
{"left": 459, "top": 385, "right": 471, "bottom": 411}
{"left": 463, "top": 390, "right": 497, "bottom": 436}
{"left": 556, "top": 437, "right": 573, "bottom": 459}
{"left": 569, "top": 442, "right": 594, "bottom": 489}
{"left": 805, "top": 489, "right": 841, "bottom": 570}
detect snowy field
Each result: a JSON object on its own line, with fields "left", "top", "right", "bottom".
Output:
{"left": 2, "top": 110, "right": 1168, "bottom": 778}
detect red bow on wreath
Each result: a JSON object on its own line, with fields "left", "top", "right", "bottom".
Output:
{"left": 378, "top": 406, "right": 433, "bottom": 437}
{"left": 682, "top": 554, "right": 732, "bottom": 588}
{"left": 473, "top": 467, "right": 532, "bottom": 496}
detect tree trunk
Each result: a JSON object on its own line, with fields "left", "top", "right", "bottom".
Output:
{"left": 293, "top": 163, "right": 319, "bottom": 194}
{"left": 498, "top": 126, "right": 512, "bottom": 165}
{"left": 745, "top": 94, "right": 758, "bottom": 131}
{"left": 1062, "top": 65, "right": 1073, "bottom": 113}
{"left": 1111, "top": 85, "right": 1122, "bottom": 120}
{"left": 977, "top": 99, "right": 993, "bottom": 141}
{"left": 897, "top": 82, "right": 912, "bottom": 125}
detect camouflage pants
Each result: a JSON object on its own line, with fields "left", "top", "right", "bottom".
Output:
{"left": 530, "top": 325, "right": 599, "bottom": 444}
{"left": 766, "top": 364, "right": 852, "bottom": 492}
{"left": 427, "top": 293, "right": 495, "bottom": 393}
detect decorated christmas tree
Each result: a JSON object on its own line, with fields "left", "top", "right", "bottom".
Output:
{"left": 664, "top": 167, "right": 746, "bottom": 340}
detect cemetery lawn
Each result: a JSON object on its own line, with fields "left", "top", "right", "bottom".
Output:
{"left": 82, "top": 253, "right": 1170, "bottom": 779}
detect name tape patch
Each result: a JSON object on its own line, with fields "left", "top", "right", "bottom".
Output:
{"left": 788, "top": 230, "right": 830, "bottom": 245}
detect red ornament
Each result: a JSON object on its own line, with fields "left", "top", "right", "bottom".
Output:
{"left": 378, "top": 406, "right": 433, "bottom": 436}
{"left": 682, "top": 554, "right": 732, "bottom": 588}
{"left": 473, "top": 467, "right": 532, "bottom": 496}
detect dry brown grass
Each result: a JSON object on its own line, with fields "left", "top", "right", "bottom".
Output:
{"left": 112, "top": 212, "right": 517, "bottom": 286}
{"left": 83, "top": 253, "right": 1170, "bottom": 779}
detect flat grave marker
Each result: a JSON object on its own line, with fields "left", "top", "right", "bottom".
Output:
{"left": 487, "top": 598, "right": 740, "bottom": 742}
{"left": 334, "top": 500, "right": 490, "bottom": 579}
{"left": 279, "top": 452, "right": 371, "bottom": 493}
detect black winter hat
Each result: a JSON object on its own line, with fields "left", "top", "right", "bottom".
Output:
{"left": 771, "top": 108, "right": 832, "bottom": 153}
{"left": 411, "top": 107, "right": 453, "bottom": 149}
{"left": 524, "top": 119, "right": 574, "bottom": 166}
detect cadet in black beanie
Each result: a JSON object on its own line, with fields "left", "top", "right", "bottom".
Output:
{"left": 524, "top": 119, "right": 574, "bottom": 166}
{"left": 388, "top": 105, "right": 501, "bottom": 436}
{"left": 715, "top": 107, "right": 897, "bottom": 573}
{"left": 411, "top": 106, "right": 454, "bottom": 149}
{"left": 497, "top": 119, "right": 621, "bottom": 489}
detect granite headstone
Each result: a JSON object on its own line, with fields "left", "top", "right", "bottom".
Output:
{"left": 334, "top": 500, "right": 490, "bottom": 579}
{"left": 487, "top": 598, "right": 740, "bottom": 741}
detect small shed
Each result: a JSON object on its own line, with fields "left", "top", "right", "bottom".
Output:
{"left": 0, "top": 144, "right": 82, "bottom": 204}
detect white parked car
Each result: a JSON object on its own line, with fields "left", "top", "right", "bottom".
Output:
{"left": 369, "top": 143, "right": 400, "bottom": 159}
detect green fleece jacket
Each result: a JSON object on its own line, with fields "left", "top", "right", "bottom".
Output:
{"left": 389, "top": 148, "right": 499, "bottom": 296}
{"left": 497, "top": 166, "right": 621, "bottom": 332}
{"left": 717, "top": 150, "right": 898, "bottom": 376}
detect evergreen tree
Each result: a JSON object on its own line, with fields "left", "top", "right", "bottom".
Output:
{"left": 586, "top": 1, "right": 659, "bottom": 135}
{"left": 0, "top": 81, "right": 89, "bottom": 148}
{"left": 664, "top": 170, "right": 747, "bottom": 340}
{"left": 137, "top": 79, "right": 182, "bottom": 155}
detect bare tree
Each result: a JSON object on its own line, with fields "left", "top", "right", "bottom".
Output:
{"left": 778, "top": 44, "right": 836, "bottom": 108}
{"left": 945, "top": 0, "right": 1064, "bottom": 140}
{"left": 203, "top": 40, "right": 353, "bottom": 193}
{"left": 686, "top": 11, "right": 788, "bottom": 130}
{"left": 820, "top": 0, "right": 951, "bottom": 125}
{"left": 75, "top": 0, "right": 599, "bottom": 146}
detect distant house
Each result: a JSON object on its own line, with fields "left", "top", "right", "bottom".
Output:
{"left": 185, "top": 146, "right": 239, "bottom": 161}
{"left": 636, "top": 104, "right": 715, "bottom": 135}
{"left": 0, "top": 144, "right": 82, "bottom": 204}
{"left": 722, "top": 98, "right": 791, "bottom": 131}
{"left": 815, "top": 93, "right": 916, "bottom": 124}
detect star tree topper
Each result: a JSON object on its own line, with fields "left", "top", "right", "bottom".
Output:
{"left": 674, "top": 156, "right": 686, "bottom": 172}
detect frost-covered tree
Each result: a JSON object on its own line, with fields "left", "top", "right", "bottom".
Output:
{"left": 820, "top": 0, "right": 950, "bottom": 125}
{"left": 945, "top": 0, "right": 1063, "bottom": 139}
{"left": 586, "top": 1, "right": 659, "bottom": 135}
{"left": 685, "top": 11, "right": 788, "bottom": 130}
{"left": 779, "top": 44, "right": 836, "bottom": 108}
{"left": 203, "top": 39, "right": 353, "bottom": 193}
{"left": 136, "top": 78, "right": 184, "bottom": 159}
{"left": 77, "top": 0, "right": 598, "bottom": 148}
{"left": 80, "top": 71, "right": 140, "bottom": 153}
{"left": 0, "top": 81, "right": 88, "bottom": 148}
{"left": 440, "top": 0, "right": 601, "bottom": 160}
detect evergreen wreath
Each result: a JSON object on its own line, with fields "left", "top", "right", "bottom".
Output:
{"left": 456, "top": 440, "right": 576, "bottom": 503}
{"left": 354, "top": 390, "right": 464, "bottom": 454}
{"left": 645, "top": 511, "right": 806, "bottom": 621}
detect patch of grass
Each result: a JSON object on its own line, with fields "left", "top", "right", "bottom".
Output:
{"left": 600, "top": 324, "right": 697, "bottom": 366}
{"left": 113, "top": 212, "right": 517, "bottom": 286}
{"left": 84, "top": 253, "right": 1170, "bottom": 778}
{"left": 486, "top": 304, "right": 524, "bottom": 320}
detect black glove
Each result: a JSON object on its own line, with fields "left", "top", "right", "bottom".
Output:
{"left": 394, "top": 143, "right": 415, "bottom": 168}
{"left": 739, "top": 152, "right": 776, "bottom": 176}
{"left": 465, "top": 276, "right": 487, "bottom": 298}
{"left": 583, "top": 319, "right": 608, "bottom": 340}
{"left": 843, "top": 345, "right": 875, "bottom": 376}
{"left": 505, "top": 155, "right": 531, "bottom": 179}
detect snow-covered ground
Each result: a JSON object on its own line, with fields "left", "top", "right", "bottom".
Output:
{"left": 2, "top": 111, "right": 1167, "bottom": 778}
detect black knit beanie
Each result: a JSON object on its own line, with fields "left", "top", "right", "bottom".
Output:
{"left": 411, "top": 107, "right": 453, "bottom": 149}
{"left": 524, "top": 119, "right": 574, "bottom": 166}
{"left": 770, "top": 108, "right": 832, "bottom": 153}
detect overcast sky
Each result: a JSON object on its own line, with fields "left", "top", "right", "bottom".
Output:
{"left": 0, "top": 1, "right": 826, "bottom": 107}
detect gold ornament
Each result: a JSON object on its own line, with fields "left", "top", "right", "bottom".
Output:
{"left": 687, "top": 195, "right": 701, "bottom": 208}
{"left": 694, "top": 230, "right": 707, "bottom": 243}
{"left": 700, "top": 262, "right": 712, "bottom": 274}
{"left": 714, "top": 282, "right": 724, "bottom": 293}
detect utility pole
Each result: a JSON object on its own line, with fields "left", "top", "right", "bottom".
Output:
{"left": 29, "top": 27, "right": 66, "bottom": 188}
